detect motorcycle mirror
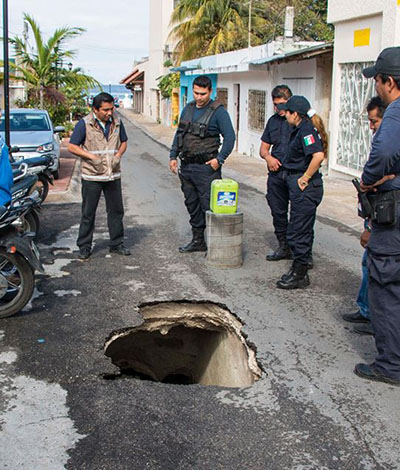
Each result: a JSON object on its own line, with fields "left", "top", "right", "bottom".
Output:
{"left": 10, "top": 146, "right": 20, "bottom": 153}
{"left": 54, "top": 126, "right": 65, "bottom": 133}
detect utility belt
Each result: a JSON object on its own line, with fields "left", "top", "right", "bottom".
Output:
{"left": 179, "top": 151, "right": 218, "bottom": 165}
{"left": 282, "top": 168, "right": 321, "bottom": 180}
{"left": 356, "top": 186, "right": 400, "bottom": 226}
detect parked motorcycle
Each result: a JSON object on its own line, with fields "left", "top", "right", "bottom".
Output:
{"left": 0, "top": 194, "right": 44, "bottom": 318}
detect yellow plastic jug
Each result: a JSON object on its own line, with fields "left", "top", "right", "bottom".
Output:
{"left": 210, "top": 178, "right": 239, "bottom": 214}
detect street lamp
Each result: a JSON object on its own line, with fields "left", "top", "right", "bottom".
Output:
{"left": 2, "top": 0, "right": 10, "bottom": 147}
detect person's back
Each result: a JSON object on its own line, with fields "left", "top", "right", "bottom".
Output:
{"left": 0, "top": 137, "right": 13, "bottom": 206}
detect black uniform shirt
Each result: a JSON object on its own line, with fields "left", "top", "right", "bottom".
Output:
{"left": 283, "top": 118, "right": 323, "bottom": 172}
{"left": 261, "top": 114, "right": 291, "bottom": 162}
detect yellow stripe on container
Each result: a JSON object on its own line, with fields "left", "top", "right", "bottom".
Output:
{"left": 354, "top": 28, "right": 370, "bottom": 47}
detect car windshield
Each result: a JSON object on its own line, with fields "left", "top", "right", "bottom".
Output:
{"left": 0, "top": 113, "right": 51, "bottom": 132}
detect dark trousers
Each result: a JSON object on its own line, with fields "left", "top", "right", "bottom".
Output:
{"left": 179, "top": 163, "right": 221, "bottom": 231}
{"left": 368, "top": 252, "right": 400, "bottom": 380}
{"left": 77, "top": 179, "right": 124, "bottom": 250}
{"left": 266, "top": 171, "right": 289, "bottom": 237}
{"left": 286, "top": 174, "right": 323, "bottom": 265}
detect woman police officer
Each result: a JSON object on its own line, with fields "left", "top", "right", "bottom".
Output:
{"left": 275, "top": 95, "right": 328, "bottom": 289}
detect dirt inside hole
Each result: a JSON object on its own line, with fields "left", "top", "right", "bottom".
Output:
{"left": 104, "top": 302, "right": 262, "bottom": 387}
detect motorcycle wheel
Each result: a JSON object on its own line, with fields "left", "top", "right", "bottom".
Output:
{"left": 20, "top": 210, "right": 40, "bottom": 240}
{"left": 35, "top": 175, "right": 49, "bottom": 203}
{"left": 0, "top": 249, "right": 35, "bottom": 319}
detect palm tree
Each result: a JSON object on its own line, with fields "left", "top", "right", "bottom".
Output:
{"left": 170, "top": 0, "right": 250, "bottom": 62}
{"left": 5, "top": 13, "right": 98, "bottom": 108}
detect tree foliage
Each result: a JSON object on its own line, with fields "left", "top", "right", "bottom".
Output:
{"left": 3, "top": 13, "right": 99, "bottom": 124}
{"left": 170, "top": 0, "right": 333, "bottom": 62}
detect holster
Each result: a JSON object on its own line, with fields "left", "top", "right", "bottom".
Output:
{"left": 368, "top": 190, "right": 400, "bottom": 226}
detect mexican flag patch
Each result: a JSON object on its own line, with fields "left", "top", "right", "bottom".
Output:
{"left": 304, "top": 134, "right": 315, "bottom": 146}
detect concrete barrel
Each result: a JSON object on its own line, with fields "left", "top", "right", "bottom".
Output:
{"left": 205, "top": 210, "right": 243, "bottom": 269}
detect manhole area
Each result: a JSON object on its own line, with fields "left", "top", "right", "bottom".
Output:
{"left": 104, "top": 301, "right": 262, "bottom": 388}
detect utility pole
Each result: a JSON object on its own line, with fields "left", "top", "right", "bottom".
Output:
{"left": 248, "top": 0, "right": 252, "bottom": 48}
{"left": 55, "top": 41, "right": 59, "bottom": 89}
{"left": 2, "top": 0, "right": 10, "bottom": 147}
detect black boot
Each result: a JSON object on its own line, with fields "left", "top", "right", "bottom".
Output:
{"left": 266, "top": 234, "right": 292, "bottom": 261}
{"left": 277, "top": 262, "right": 310, "bottom": 289}
{"left": 179, "top": 229, "right": 207, "bottom": 253}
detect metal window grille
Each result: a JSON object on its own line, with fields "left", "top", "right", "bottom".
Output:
{"left": 248, "top": 89, "right": 266, "bottom": 132}
{"left": 336, "top": 62, "right": 375, "bottom": 171}
{"left": 216, "top": 88, "right": 228, "bottom": 109}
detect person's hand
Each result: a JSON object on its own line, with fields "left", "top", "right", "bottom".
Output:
{"left": 360, "top": 174, "right": 396, "bottom": 192}
{"left": 297, "top": 175, "right": 310, "bottom": 191}
{"left": 112, "top": 154, "right": 121, "bottom": 169}
{"left": 169, "top": 159, "right": 178, "bottom": 174}
{"left": 206, "top": 158, "right": 220, "bottom": 171}
{"left": 360, "top": 229, "right": 370, "bottom": 248}
{"left": 266, "top": 156, "right": 282, "bottom": 172}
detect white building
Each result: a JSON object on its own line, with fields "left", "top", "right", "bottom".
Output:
{"left": 121, "top": 0, "right": 177, "bottom": 124}
{"left": 327, "top": 0, "right": 400, "bottom": 176}
{"left": 177, "top": 41, "right": 332, "bottom": 158}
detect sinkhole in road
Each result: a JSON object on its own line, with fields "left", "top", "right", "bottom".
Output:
{"left": 104, "top": 301, "right": 263, "bottom": 387}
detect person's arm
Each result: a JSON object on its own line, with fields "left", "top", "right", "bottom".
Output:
{"left": 206, "top": 107, "right": 236, "bottom": 170}
{"left": 361, "top": 111, "right": 400, "bottom": 189}
{"left": 67, "top": 120, "right": 99, "bottom": 162}
{"left": 260, "top": 141, "right": 282, "bottom": 171}
{"left": 298, "top": 152, "right": 325, "bottom": 190}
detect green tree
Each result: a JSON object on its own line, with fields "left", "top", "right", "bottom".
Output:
{"left": 170, "top": 0, "right": 333, "bottom": 62}
{"left": 2, "top": 13, "right": 98, "bottom": 122}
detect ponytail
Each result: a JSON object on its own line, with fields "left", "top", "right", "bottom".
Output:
{"left": 311, "top": 114, "right": 328, "bottom": 159}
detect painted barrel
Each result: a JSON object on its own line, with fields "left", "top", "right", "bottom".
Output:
{"left": 205, "top": 210, "right": 243, "bottom": 269}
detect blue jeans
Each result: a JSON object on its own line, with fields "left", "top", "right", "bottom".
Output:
{"left": 356, "top": 250, "right": 370, "bottom": 320}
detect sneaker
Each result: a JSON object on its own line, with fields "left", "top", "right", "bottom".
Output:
{"left": 354, "top": 363, "right": 400, "bottom": 386}
{"left": 354, "top": 323, "right": 374, "bottom": 336}
{"left": 342, "top": 311, "right": 369, "bottom": 323}
{"left": 109, "top": 244, "right": 131, "bottom": 256}
{"left": 78, "top": 248, "right": 91, "bottom": 260}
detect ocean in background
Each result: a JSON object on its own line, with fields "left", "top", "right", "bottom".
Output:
{"left": 88, "top": 84, "right": 132, "bottom": 99}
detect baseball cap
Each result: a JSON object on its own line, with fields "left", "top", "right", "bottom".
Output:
{"left": 363, "top": 47, "right": 400, "bottom": 78}
{"left": 277, "top": 95, "right": 311, "bottom": 115}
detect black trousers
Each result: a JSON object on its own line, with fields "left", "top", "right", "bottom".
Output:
{"left": 179, "top": 163, "right": 221, "bottom": 231}
{"left": 266, "top": 171, "right": 290, "bottom": 237}
{"left": 286, "top": 174, "right": 323, "bottom": 265}
{"left": 77, "top": 179, "right": 124, "bottom": 250}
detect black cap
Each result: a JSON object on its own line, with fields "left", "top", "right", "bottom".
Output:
{"left": 277, "top": 95, "right": 311, "bottom": 115}
{"left": 363, "top": 47, "right": 400, "bottom": 78}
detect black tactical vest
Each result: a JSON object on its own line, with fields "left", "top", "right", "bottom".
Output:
{"left": 176, "top": 100, "right": 222, "bottom": 160}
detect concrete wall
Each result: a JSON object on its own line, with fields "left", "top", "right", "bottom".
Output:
{"left": 327, "top": 0, "right": 400, "bottom": 176}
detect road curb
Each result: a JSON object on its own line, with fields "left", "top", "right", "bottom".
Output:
{"left": 45, "top": 159, "right": 81, "bottom": 204}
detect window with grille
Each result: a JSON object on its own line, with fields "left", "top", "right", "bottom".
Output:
{"left": 248, "top": 89, "right": 266, "bottom": 132}
{"left": 336, "top": 62, "right": 374, "bottom": 171}
{"left": 216, "top": 88, "right": 228, "bottom": 109}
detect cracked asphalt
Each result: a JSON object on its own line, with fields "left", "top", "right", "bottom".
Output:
{"left": 0, "top": 117, "right": 399, "bottom": 470}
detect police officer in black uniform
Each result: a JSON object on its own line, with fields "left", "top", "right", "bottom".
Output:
{"left": 275, "top": 96, "right": 328, "bottom": 289}
{"left": 260, "top": 85, "right": 293, "bottom": 261}
{"left": 354, "top": 47, "right": 400, "bottom": 386}
{"left": 169, "top": 75, "right": 236, "bottom": 253}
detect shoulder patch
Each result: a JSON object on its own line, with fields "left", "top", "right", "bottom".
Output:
{"left": 303, "top": 134, "right": 315, "bottom": 146}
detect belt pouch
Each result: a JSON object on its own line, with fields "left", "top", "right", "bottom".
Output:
{"left": 371, "top": 191, "right": 397, "bottom": 226}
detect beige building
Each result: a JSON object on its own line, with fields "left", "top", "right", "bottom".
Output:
{"left": 327, "top": 0, "right": 400, "bottom": 176}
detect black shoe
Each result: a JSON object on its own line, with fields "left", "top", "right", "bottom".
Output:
{"left": 266, "top": 235, "right": 291, "bottom": 261}
{"left": 354, "top": 363, "right": 400, "bottom": 386}
{"left": 354, "top": 323, "right": 374, "bottom": 336}
{"left": 307, "top": 258, "right": 314, "bottom": 270}
{"left": 277, "top": 262, "right": 310, "bottom": 290}
{"left": 179, "top": 239, "right": 207, "bottom": 253}
{"left": 109, "top": 245, "right": 131, "bottom": 256}
{"left": 342, "top": 311, "right": 370, "bottom": 323}
{"left": 78, "top": 248, "right": 91, "bottom": 260}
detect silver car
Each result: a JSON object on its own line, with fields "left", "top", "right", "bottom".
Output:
{"left": 0, "top": 109, "right": 65, "bottom": 178}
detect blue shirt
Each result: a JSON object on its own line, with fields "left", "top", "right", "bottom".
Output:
{"left": 362, "top": 97, "right": 400, "bottom": 191}
{"left": 261, "top": 114, "right": 291, "bottom": 163}
{"left": 170, "top": 101, "right": 236, "bottom": 163}
{"left": 283, "top": 118, "right": 323, "bottom": 172}
{"left": 0, "top": 137, "right": 13, "bottom": 206}
{"left": 70, "top": 118, "right": 128, "bottom": 146}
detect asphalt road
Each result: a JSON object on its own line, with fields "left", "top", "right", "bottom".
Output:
{"left": 0, "top": 117, "right": 399, "bottom": 470}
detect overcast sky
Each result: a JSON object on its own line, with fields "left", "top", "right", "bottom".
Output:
{"left": 6, "top": 0, "right": 149, "bottom": 84}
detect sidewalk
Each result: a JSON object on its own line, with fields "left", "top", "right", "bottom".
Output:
{"left": 119, "top": 109, "right": 363, "bottom": 233}
{"left": 46, "top": 141, "right": 81, "bottom": 204}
